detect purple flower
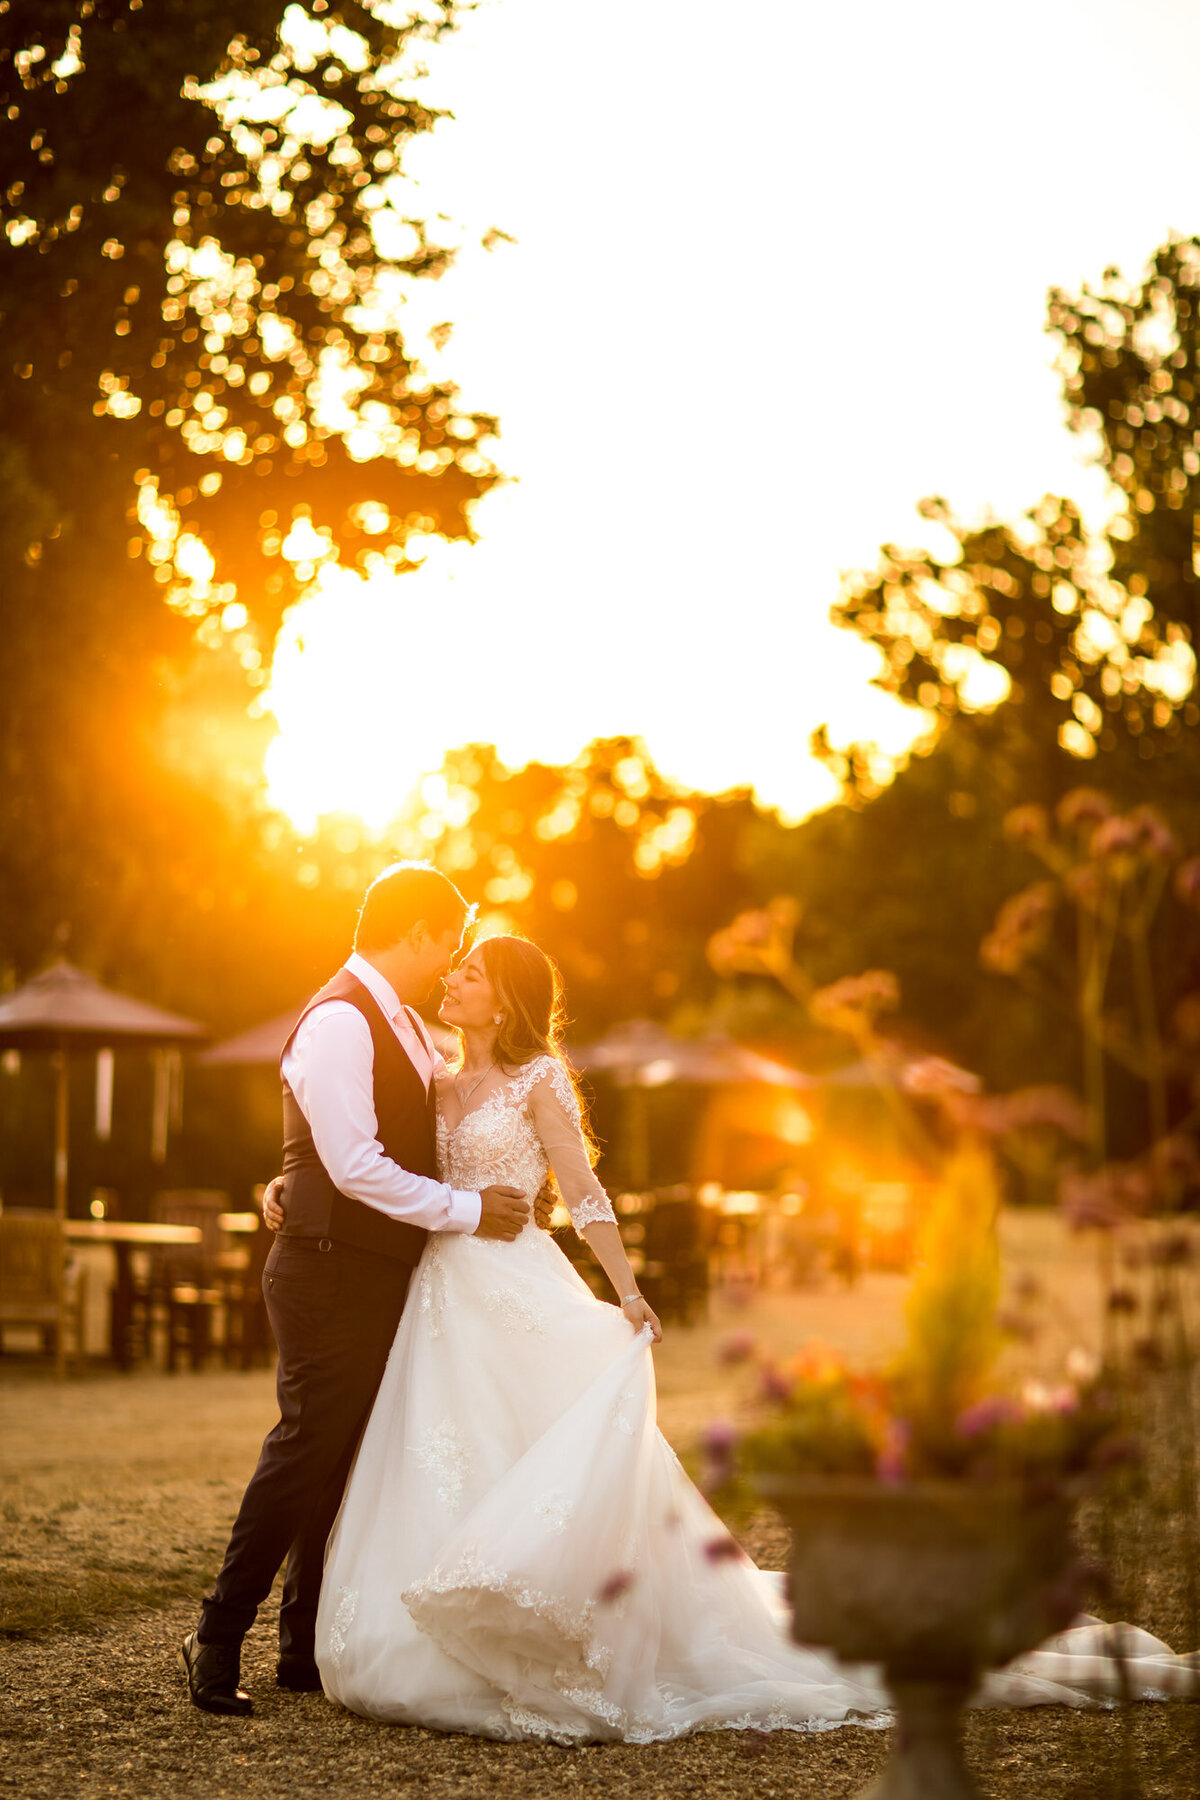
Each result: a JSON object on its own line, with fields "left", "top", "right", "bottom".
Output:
{"left": 1000, "top": 1086, "right": 1090, "bottom": 1142}
{"left": 1127, "top": 805, "right": 1178, "bottom": 862}
{"left": 901, "top": 1056, "right": 980, "bottom": 1097}
{"left": 1005, "top": 882, "right": 1058, "bottom": 931}
{"left": 874, "top": 1418, "right": 911, "bottom": 1485}
{"left": 730, "top": 910, "right": 774, "bottom": 949}
{"left": 702, "top": 1418, "right": 739, "bottom": 1456}
{"left": 809, "top": 970, "right": 900, "bottom": 1033}
{"left": 718, "top": 1330, "right": 758, "bottom": 1366}
{"left": 699, "top": 1417, "right": 740, "bottom": 1489}
{"left": 1090, "top": 815, "right": 1141, "bottom": 858}
{"left": 1059, "top": 1168, "right": 1126, "bottom": 1230}
{"left": 1056, "top": 788, "right": 1113, "bottom": 830}
{"left": 1175, "top": 858, "right": 1200, "bottom": 909}
{"left": 1003, "top": 804, "right": 1051, "bottom": 844}
{"left": 759, "top": 1364, "right": 794, "bottom": 1405}
{"left": 980, "top": 882, "right": 1058, "bottom": 974}
{"left": 955, "top": 1396, "right": 1021, "bottom": 1439}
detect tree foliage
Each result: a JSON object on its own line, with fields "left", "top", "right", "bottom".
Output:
{"left": 775, "top": 236, "right": 1200, "bottom": 1117}
{"left": 825, "top": 239, "right": 1200, "bottom": 807}
{"left": 3, "top": 0, "right": 498, "bottom": 625}
{"left": 0, "top": 0, "right": 499, "bottom": 977}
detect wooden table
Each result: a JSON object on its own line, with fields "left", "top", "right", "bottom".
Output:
{"left": 63, "top": 1220, "right": 201, "bottom": 1370}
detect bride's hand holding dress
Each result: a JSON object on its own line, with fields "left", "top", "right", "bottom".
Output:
{"left": 516, "top": 1070, "right": 662, "bottom": 1342}
{"left": 314, "top": 1050, "right": 782, "bottom": 1742}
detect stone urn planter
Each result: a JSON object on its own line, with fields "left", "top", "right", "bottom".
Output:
{"left": 759, "top": 1475, "right": 1080, "bottom": 1800}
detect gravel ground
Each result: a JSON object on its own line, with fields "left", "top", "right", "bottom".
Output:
{"left": 2, "top": 1572, "right": 1198, "bottom": 1800}
{"left": 3, "top": 1215, "right": 1199, "bottom": 1798}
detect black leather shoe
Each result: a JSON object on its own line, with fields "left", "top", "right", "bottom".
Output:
{"left": 179, "top": 1630, "right": 253, "bottom": 1716}
{"left": 276, "top": 1657, "right": 323, "bottom": 1692}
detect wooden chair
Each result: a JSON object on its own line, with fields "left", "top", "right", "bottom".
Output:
{"left": 0, "top": 1211, "right": 87, "bottom": 1378}
{"left": 148, "top": 1190, "right": 230, "bottom": 1372}
{"left": 640, "top": 1189, "right": 709, "bottom": 1326}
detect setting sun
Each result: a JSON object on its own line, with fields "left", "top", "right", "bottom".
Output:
{"left": 8, "top": 0, "right": 1200, "bottom": 1766}
{"left": 250, "top": 0, "right": 1200, "bottom": 838}
{"left": 262, "top": 561, "right": 453, "bottom": 834}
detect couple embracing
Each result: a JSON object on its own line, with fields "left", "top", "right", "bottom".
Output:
{"left": 181, "top": 862, "right": 1182, "bottom": 1743}
{"left": 179, "top": 860, "right": 882, "bottom": 1740}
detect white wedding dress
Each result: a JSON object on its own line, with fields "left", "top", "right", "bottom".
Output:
{"left": 314, "top": 1056, "right": 1195, "bottom": 1741}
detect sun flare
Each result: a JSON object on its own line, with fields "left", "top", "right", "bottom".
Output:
{"left": 262, "top": 562, "right": 453, "bottom": 835}
{"left": 261, "top": 534, "right": 931, "bottom": 838}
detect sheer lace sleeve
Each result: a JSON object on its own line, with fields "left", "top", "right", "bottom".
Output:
{"left": 522, "top": 1059, "right": 617, "bottom": 1236}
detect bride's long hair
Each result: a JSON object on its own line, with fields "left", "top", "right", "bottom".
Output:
{"left": 474, "top": 933, "right": 599, "bottom": 1164}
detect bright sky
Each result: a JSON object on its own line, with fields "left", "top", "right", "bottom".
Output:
{"left": 264, "top": 0, "right": 1200, "bottom": 830}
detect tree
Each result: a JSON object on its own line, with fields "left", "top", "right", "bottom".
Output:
{"left": 284, "top": 736, "right": 775, "bottom": 1038}
{"left": 0, "top": 0, "right": 499, "bottom": 981}
{"left": 824, "top": 238, "right": 1200, "bottom": 812}
{"left": 756, "top": 237, "right": 1200, "bottom": 1106}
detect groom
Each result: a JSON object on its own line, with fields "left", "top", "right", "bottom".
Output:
{"left": 181, "top": 861, "right": 534, "bottom": 1715}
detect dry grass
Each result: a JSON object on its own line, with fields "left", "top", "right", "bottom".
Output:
{"left": 1, "top": 1208, "right": 1198, "bottom": 1798}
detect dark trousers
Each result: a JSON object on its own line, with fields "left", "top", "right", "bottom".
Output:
{"left": 199, "top": 1235, "right": 413, "bottom": 1666}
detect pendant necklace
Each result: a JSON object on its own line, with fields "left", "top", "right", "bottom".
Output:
{"left": 455, "top": 1065, "right": 491, "bottom": 1109}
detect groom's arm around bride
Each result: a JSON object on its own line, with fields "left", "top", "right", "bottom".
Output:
{"left": 180, "top": 862, "right": 524, "bottom": 1717}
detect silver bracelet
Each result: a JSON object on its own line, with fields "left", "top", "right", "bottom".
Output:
{"left": 621, "top": 1292, "right": 641, "bottom": 1305}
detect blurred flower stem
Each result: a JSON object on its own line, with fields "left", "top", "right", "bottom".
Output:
{"left": 707, "top": 901, "right": 942, "bottom": 1171}
{"left": 996, "top": 792, "right": 1200, "bottom": 1746}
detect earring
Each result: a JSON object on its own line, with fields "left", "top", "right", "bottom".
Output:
{"left": 493, "top": 1014, "right": 503, "bottom": 1025}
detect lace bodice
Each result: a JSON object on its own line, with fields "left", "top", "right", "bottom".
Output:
{"left": 436, "top": 1055, "right": 616, "bottom": 1234}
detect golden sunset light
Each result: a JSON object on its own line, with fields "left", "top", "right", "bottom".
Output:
{"left": 8, "top": 1, "right": 1200, "bottom": 1777}
{"left": 254, "top": 0, "right": 1200, "bottom": 836}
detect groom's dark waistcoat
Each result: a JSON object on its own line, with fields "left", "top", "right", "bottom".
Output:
{"left": 279, "top": 968, "right": 436, "bottom": 1264}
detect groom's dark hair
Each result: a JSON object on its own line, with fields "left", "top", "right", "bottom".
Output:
{"left": 355, "top": 862, "right": 472, "bottom": 951}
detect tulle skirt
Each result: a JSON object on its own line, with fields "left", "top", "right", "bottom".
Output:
{"left": 315, "top": 1225, "right": 1195, "bottom": 1740}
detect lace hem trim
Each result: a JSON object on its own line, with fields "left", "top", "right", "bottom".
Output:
{"left": 402, "top": 1550, "right": 612, "bottom": 1682}
{"left": 397, "top": 1558, "right": 895, "bottom": 1745}
{"left": 480, "top": 1708, "right": 891, "bottom": 1745}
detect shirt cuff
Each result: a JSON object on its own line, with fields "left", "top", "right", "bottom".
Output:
{"left": 444, "top": 1187, "right": 482, "bottom": 1234}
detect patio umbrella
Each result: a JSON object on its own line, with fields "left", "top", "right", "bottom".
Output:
{"left": 570, "top": 1020, "right": 815, "bottom": 1186}
{"left": 571, "top": 1019, "right": 815, "bottom": 1090}
{"left": 196, "top": 1007, "right": 305, "bottom": 1068}
{"left": 0, "top": 960, "right": 207, "bottom": 1216}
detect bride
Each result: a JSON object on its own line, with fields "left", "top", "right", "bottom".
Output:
{"left": 308, "top": 933, "right": 1192, "bottom": 1741}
